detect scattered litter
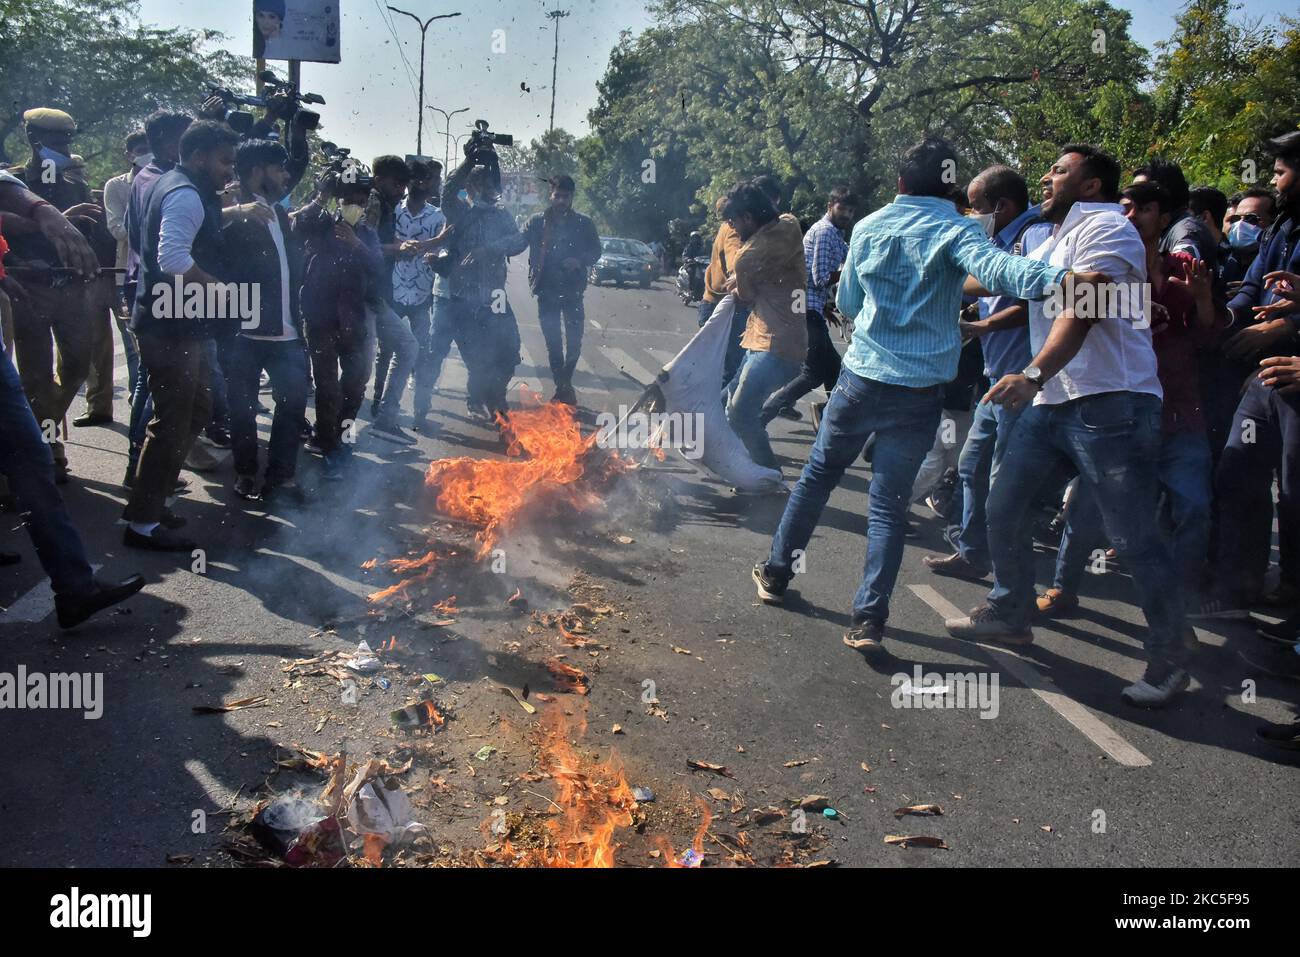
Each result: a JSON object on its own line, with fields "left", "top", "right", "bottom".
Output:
{"left": 192, "top": 696, "right": 268, "bottom": 715}
{"left": 391, "top": 701, "right": 445, "bottom": 731}
{"left": 687, "top": 759, "right": 734, "bottom": 778}
{"left": 894, "top": 804, "right": 944, "bottom": 818}
{"left": 671, "top": 646, "right": 692, "bottom": 655}
{"left": 615, "top": 535, "right": 636, "bottom": 545}
{"left": 612, "top": 723, "right": 624, "bottom": 734}
{"left": 706, "top": 787, "right": 732, "bottom": 802}
{"left": 799, "top": 795, "right": 832, "bottom": 811}
{"left": 884, "top": 835, "right": 949, "bottom": 849}
{"left": 677, "top": 848, "right": 702, "bottom": 868}
{"left": 823, "top": 808, "right": 839, "bottom": 819}
{"left": 783, "top": 759, "right": 809, "bottom": 768}
{"left": 347, "top": 640, "right": 382, "bottom": 673}
{"left": 474, "top": 745, "right": 498, "bottom": 762}
{"left": 499, "top": 685, "right": 537, "bottom": 715}
{"left": 375, "top": 677, "right": 391, "bottom": 691}
{"left": 422, "top": 673, "right": 443, "bottom": 685}
{"left": 860, "top": 762, "right": 871, "bottom": 773}
{"left": 250, "top": 795, "right": 343, "bottom": 867}
{"left": 545, "top": 659, "right": 590, "bottom": 695}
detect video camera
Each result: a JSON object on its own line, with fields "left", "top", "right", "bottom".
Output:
{"left": 464, "top": 119, "right": 513, "bottom": 193}
{"left": 259, "top": 71, "right": 325, "bottom": 131}
{"left": 316, "top": 141, "right": 372, "bottom": 196}
{"left": 207, "top": 71, "right": 326, "bottom": 136}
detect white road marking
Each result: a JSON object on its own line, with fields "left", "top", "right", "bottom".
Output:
{"left": 907, "top": 584, "right": 1153, "bottom": 768}
{"left": 598, "top": 346, "right": 659, "bottom": 388}
{"left": 2, "top": 564, "right": 103, "bottom": 623}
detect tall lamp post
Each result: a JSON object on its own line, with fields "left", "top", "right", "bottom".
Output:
{"left": 427, "top": 105, "right": 469, "bottom": 172}
{"left": 386, "top": 6, "right": 462, "bottom": 155}
{"left": 546, "top": 7, "right": 570, "bottom": 133}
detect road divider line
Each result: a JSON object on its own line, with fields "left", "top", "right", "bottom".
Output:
{"left": 598, "top": 346, "right": 659, "bottom": 388}
{"left": 907, "top": 584, "right": 1153, "bottom": 768}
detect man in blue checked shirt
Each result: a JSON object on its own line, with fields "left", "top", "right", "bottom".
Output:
{"left": 752, "top": 137, "right": 1110, "bottom": 658}
{"left": 761, "top": 186, "right": 859, "bottom": 424}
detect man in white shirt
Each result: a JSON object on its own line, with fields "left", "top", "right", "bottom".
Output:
{"left": 383, "top": 160, "right": 449, "bottom": 433}
{"left": 944, "top": 144, "right": 1191, "bottom": 708}
{"left": 223, "top": 139, "right": 311, "bottom": 506}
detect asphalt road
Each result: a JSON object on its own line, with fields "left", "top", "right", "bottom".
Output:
{"left": 1, "top": 264, "right": 1296, "bottom": 868}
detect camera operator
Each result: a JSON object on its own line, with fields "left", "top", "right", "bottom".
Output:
{"left": 123, "top": 120, "right": 241, "bottom": 553}
{"left": 442, "top": 145, "right": 527, "bottom": 425}
{"left": 294, "top": 169, "right": 383, "bottom": 480}
{"left": 3, "top": 108, "right": 116, "bottom": 483}
{"left": 224, "top": 139, "right": 310, "bottom": 507}
{"left": 200, "top": 87, "right": 312, "bottom": 196}
{"left": 364, "top": 155, "right": 420, "bottom": 443}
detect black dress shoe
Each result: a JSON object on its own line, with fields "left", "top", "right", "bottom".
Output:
{"left": 123, "top": 527, "right": 198, "bottom": 552}
{"left": 55, "top": 574, "right": 146, "bottom": 629}
{"left": 73, "top": 412, "right": 113, "bottom": 428}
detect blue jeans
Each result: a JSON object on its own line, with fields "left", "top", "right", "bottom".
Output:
{"left": 413, "top": 297, "right": 457, "bottom": 417}
{"left": 1056, "top": 429, "right": 1214, "bottom": 598}
{"left": 698, "top": 298, "right": 752, "bottom": 388}
{"left": 769, "top": 368, "right": 944, "bottom": 623}
{"left": 725, "top": 350, "right": 799, "bottom": 469}
{"left": 369, "top": 302, "right": 418, "bottom": 422}
{"left": 986, "top": 391, "right": 1187, "bottom": 664}
{"left": 0, "top": 355, "right": 95, "bottom": 597}
{"left": 952, "top": 398, "right": 1024, "bottom": 569}
{"left": 228, "top": 337, "right": 311, "bottom": 486}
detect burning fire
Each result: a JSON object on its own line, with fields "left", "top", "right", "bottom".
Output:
{"left": 425, "top": 402, "right": 626, "bottom": 559}
{"left": 492, "top": 706, "right": 637, "bottom": 868}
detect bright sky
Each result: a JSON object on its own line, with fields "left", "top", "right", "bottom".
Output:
{"left": 136, "top": 0, "right": 1293, "bottom": 165}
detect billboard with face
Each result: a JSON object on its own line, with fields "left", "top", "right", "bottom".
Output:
{"left": 254, "top": 1, "right": 341, "bottom": 64}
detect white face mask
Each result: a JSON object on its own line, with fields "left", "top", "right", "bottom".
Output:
{"left": 969, "top": 211, "right": 997, "bottom": 237}
{"left": 339, "top": 204, "right": 365, "bottom": 227}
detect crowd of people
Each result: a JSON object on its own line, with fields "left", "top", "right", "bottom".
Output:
{"left": 1, "top": 92, "right": 1298, "bottom": 746}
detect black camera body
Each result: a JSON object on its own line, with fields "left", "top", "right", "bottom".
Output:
{"left": 259, "top": 71, "right": 326, "bottom": 131}
{"left": 207, "top": 87, "right": 260, "bottom": 135}
{"left": 317, "top": 141, "right": 373, "bottom": 195}
{"left": 464, "top": 120, "right": 513, "bottom": 193}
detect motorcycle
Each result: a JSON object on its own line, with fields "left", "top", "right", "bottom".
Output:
{"left": 676, "top": 255, "right": 710, "bottom": 305}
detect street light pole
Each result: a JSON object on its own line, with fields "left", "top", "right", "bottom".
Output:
{"left": 387, "top": 6, "right": 462, "bottom": 155}
{"left": 427, "top": 106, "right": 469, "bottom": 173}
{"left": 546, "top": 7, "right": 570, "bottom": 134}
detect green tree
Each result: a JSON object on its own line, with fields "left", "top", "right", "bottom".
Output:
{"left": 1150, "top": 0, "right": 1299, "bottom": 191}
{"left": 0, "top": 0, "right": 251, "bottom": 185}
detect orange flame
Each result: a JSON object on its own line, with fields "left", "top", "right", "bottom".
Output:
{"left": 656, "top": 799, "right": 713, "bottom": 868}
{"left": 424, "top": 402, "right": 626, "bottom": 560}
{"left": 493, "top": 705, "right": 636, "bottom": 867}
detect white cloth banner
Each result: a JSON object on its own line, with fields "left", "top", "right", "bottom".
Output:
{"left": 651, "top": 295, "right": 785, "bottom": 493}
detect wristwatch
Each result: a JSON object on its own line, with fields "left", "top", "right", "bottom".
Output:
{"left": 1022, "top": 366, "right": 1044, "bottom": 390}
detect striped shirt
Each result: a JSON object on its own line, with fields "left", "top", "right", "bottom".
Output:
{"left": 804, "top": 214, "right": 848, "bottom": 316}
{"left": 838, "top": 194, "right": 1066, "bottom": 388}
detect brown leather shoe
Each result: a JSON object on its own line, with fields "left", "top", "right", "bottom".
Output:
{"left": 1036, "top": 588, "right": 1079, "bottom": 618}
{"left": 923, "top": 552, "right": 989, "bottom": 582}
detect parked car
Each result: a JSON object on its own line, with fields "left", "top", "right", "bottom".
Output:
{"left": 590, "top": 237, "right": 658, "bottom": 289}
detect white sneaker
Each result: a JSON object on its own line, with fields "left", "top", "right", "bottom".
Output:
{"left": 1121, "top": 662, "right": 1190, "bottom": 708}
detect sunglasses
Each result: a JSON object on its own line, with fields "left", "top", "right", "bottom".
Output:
{"left": 1226, "top": 213, "right": 1263, "bottom": 226}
